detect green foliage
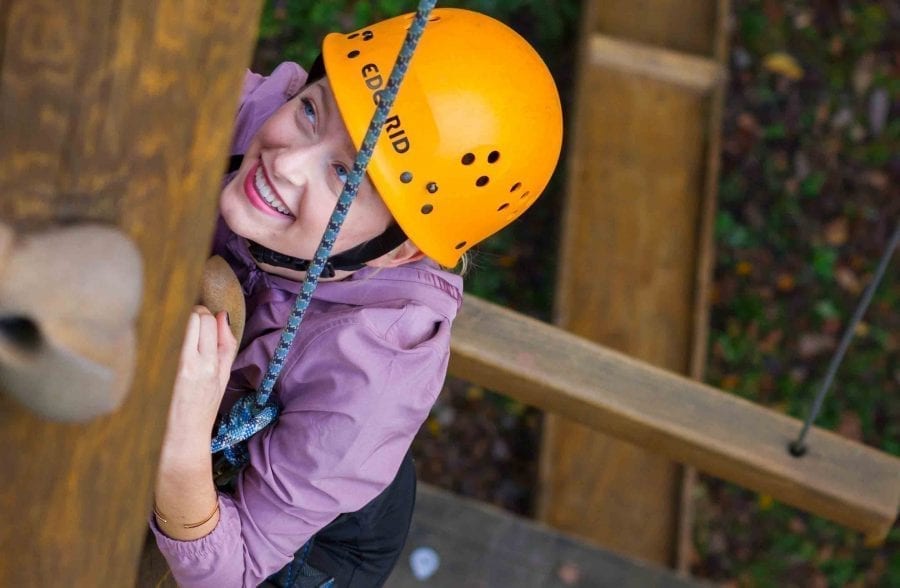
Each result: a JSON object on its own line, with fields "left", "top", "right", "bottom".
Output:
{"left": 810, "top": 245, "right": 837, "bottom": 280}
{"left": 800, "top": 171, "right": 826, "bottom": 198}
{"left": 716, "top": 210, "right": 757, "bottom": 249}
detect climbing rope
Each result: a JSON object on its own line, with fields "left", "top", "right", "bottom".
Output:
{"left": 789, "top": 222, "right": 899, "bottom": 457}
{"left": 211, "top": 0, "right": 439, "bottom": 466}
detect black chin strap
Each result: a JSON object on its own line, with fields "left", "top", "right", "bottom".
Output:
{"left": 227, "top": 154, "right": 408, "bottom": 278}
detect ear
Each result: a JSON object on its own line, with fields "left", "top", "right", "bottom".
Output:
{"left": 366, "top": 240, "right": 425, "bottom": 269}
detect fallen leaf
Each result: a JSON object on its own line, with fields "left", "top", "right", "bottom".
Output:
{"left": 809, "top": 570, "right": 829, "bottom": 588}
{"left": 837, "top": 410, "right": 863, "bottom": 441}
{"left": 760, "top": 329, "right": 784, "bottom": 352}
{"left": 776, "top": 273, "right": 796, "bottom": 292}
{"left": 798, "top": 333, "right": 836, "bottom": 358}
{"left": 822, "top": 317, "right": 842, "bottom": 336}
{"left": 824, "top": 218, "right": 849, "bottom": 246}
{"left": 861, "top": 170, "right": 889, "bottom": 191}
{"left": 852, "top": 53, "right": 876, "bottom": 95}
{"left": 721, "top": 374, "right": 740, "bottom": 391}
{"left": 737, "top": 112, "right": 760, "bottom": 134}
{"left": 788, "top": 517, "right": 807, "bottom": 533}
{"left": 831, "top": 107, "right": 854, "bottom": 130}
{"left": 835, "top": 266, "right": 862, "bottom": 294}
{"left": 763, "top": 52, "right": 804, "bottom": 80}
{"left": 792, "top": 9, "right": 813, "bottom": 29}
{"left": 829, "top": 35, "right": 844, "bottom": 56}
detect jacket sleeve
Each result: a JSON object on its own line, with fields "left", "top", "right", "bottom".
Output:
{"left": 153, "top": 311, "right": 451, "bottom": 587}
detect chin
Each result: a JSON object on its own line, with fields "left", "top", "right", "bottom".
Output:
{"left": 219, "top": 187, "right": 256, "bottom": 241}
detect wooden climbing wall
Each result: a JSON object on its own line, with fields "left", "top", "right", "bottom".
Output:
{"left": 539, "top": 0, "right": 729, "bottom": 566}
{"left": 0, "top": 1, "right": 260, "bottom": 585}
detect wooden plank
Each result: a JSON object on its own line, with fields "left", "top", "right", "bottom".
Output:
{"left": 449, "top": 295, "right": 900, "bottom": 543}
{"left": 590, "top": 0, "right": 718, "bottom": 56}
{"left": 0, "top": 1, "right": 261, "bottom": 585}
{"left": 541, "top": 35, "right": 718, "bottom": 565}
{"left": 588, "top": 33, "right": 723, "bottom": 93}
{"left": 386, "top": 484, "right": 710, "bottom": 587}
{"left": 539, "top": 0, "right": 729, "bottom": 565}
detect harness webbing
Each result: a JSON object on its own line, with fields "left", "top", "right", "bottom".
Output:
{"left": 211, "top": 0, "right": 439, "bottom": 466}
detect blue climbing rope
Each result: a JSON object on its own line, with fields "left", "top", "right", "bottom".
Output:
{"left": 211, "top": 0, "right": 439, "bottom": 466}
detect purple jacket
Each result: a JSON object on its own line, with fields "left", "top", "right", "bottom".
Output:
{"left": 152, "top": 63, "right": 463, "bottom": 587}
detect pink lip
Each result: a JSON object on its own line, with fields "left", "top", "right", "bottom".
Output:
{"left": 243, "top": 161, "right": 293, "bottom": 219}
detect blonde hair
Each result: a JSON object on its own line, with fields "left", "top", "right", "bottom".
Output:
{"left": 445, "top": 252, "right": 471, "bottom": 276}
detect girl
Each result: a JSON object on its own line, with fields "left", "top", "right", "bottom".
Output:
{"left": 151, "top": 8, "right": 562, "bottom": 587}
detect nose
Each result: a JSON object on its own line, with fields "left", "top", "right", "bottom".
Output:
{"left": 269, "top": 143, "right": 315, "bottom": 189}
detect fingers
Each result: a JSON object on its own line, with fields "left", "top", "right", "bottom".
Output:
{"left": 181, "top": 312, "right": 201, "bottom": 358}
{"left": 216, "top": 311, "right": 237, "bottom": 357}
{"left": 216, "top": 312, "right": 237, "bottom": 392}
{"left": 195, "top": 309, "right": 219, "bottom": 356}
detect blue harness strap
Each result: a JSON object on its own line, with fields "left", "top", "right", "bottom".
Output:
{"left": 211, "top": 0, "right": 439, "bottom": 467}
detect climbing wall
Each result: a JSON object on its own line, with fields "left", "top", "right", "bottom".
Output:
{"left": 0, "top": 2, "right": 261, "bottom": 585}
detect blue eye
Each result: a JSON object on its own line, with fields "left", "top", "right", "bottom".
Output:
{"left": 301, "top": 98, "right": 316, "bottom": 126}
{"left": 334, "top": 164, "right": 349, "bottom": 184}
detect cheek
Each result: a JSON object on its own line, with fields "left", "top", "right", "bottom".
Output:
{"left": 341, "top": 197, "right": 392, "bottom": 241}
{"left": 255, "top": 105, "right": 299, "bottom": 146}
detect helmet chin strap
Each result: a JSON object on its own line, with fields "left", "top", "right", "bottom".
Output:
{"left": 247, "top": 223, "right": 408, "bottom": 278}
{"left": 227, "top": 154, "right": 409, "bottom": 278}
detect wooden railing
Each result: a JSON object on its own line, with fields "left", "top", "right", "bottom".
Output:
{"left": 449, "top": 295, "right": 900, "bottom": 544}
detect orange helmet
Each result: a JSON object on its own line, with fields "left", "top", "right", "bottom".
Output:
{"left": 322, "top": 8, "right": 563, "bottom": 267}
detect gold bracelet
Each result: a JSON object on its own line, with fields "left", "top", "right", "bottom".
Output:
{"left": 154, "top": 500, "right": 220, "bottom": 529}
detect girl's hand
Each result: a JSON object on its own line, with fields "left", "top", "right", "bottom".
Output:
{"left": 161, "top": 306, "right": 237, "bottom": 459}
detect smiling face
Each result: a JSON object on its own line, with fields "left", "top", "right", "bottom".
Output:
{"left": 219, "top": 78, "right": 397, "bottom": 276}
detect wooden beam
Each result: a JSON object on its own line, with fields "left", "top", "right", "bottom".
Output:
{"left": 0, "top": 1, "right": 261, "bottom": 585}
{"left": 450, "top": 295, "right": 900, "bottom": 543}
{"left": 588, "top": 33, "right": 723, "bottom": 94}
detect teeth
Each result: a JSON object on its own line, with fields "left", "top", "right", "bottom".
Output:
{"left": 254, "top": 167, "right": 291, "bottom": 215}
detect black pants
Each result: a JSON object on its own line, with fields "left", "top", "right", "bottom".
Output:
{"left": 263, "top": 451, "right": 417, "bottom": 588}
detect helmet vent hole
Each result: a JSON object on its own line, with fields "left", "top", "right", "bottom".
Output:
{"left": 497, "top": 203, "right": 509, "bottom": 211}
{"left": 488, "top": 151, "right": 500, "bottom": 163}
{"left": 426, "top": 182, "right": 439, "bottom": 193}
{"left": 348, "top": 33, "right": 359, "bottom": 39}
{"left": 421, "top": 204, "right": 434, "bottom": 214}
{"left": 476, "top": 176, "right": 489, "bottom": 187}
{"left": 455, "top": 241, "right": 467, "bottom": 250}
{"left": 510, "top": 182, "right": 521, "bottom": 192}
{"left": 400, "top": 171, "right": 413, "bottom": 183}
{"left": 520, "top": 190, "right": 531, "bottom": 200}
{"left": 347, "top": 50, "right": 360, "bottom": 59}
{"left": 461, "top": 153, "right": 475, "bottom": 165}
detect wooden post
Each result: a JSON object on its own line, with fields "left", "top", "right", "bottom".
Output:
{"left": 538, "top": 0, "right": 729, "bottom": 566}
{"left": 0, "top": 1, "right": 261, "bottom": 585}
